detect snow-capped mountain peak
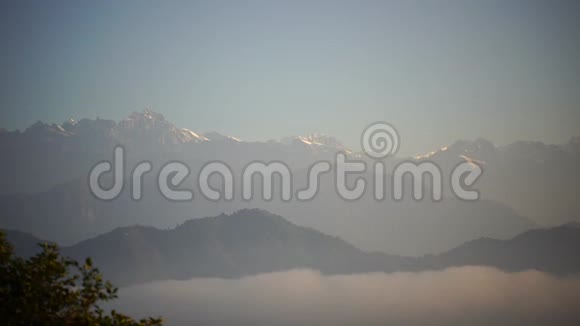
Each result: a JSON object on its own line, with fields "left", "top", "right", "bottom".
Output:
{"left": 119, "top": 109, "right": 172, "bottom": 130}
{"left": 202, "top": 131, "right": 242, "bottom": 142}
{"left": 414, "top": 138, "right": 496, "bottom": 162}
{"left": 180, "top": 128, "right": 209, "bottom": 142}
{"left": 280, "top": 133, "right": 350, "bottom": 152}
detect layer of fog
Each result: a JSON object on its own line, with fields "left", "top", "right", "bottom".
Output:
{"left": 111, "top": 266, "right": 580, "bottom": 326}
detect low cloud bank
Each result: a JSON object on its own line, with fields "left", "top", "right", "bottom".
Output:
{"left": 112, "top": 266, "right": 580, "bottom": 326}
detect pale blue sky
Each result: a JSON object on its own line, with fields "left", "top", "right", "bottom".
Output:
{"left": 1, "top": 0, "right": 579, "bottom": 155}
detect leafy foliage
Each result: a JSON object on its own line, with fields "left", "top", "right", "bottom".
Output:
{"left": 0, "top": 231, "right": 162, "bottom": 325}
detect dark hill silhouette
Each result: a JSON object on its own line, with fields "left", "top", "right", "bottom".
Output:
{"left": 422, "top": 222, "right": 580, "bottom": 275}
{"left": 3, "top": 210, "right": 579, "bottom": 286}
{"left": 61, "top": 209, "right": 415, "bottom": 285}
{"left": 2, "top": 229, "right": 50, "bottom": 258}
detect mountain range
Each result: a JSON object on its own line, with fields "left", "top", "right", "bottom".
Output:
{"left": 0, "top": 110, "right": 578, "bottom": 256}
{"left": 416, "top": 137, "right": 580, "bottom": 226}
{"left": 3, "top": 209, "right": 579, "bottom": 286}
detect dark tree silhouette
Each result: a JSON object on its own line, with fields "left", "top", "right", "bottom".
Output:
{"left": 0, "top": 231, "right": 162, "bottom": 325}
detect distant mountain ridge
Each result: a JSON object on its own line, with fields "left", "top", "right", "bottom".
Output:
{"left": 1, "top": 110, "right": 577, "bottom": 227}
{"left": 0, "top": 110, "right": 577, "bottom": 256}
{"left": 412, "top": 137, "right": 580, "bottom": 225}
{"left": 1, "top": 109, "right": 349, "bottom": 154}
{"left": 2, "top": 209, "right": 578, "bottom": 286}
{"left": 0, "top": 109, "right": 349, "bottom": 194}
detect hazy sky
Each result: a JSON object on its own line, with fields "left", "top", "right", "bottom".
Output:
{"left": 1, "top": 0, "right": 578, "bottom": 155}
